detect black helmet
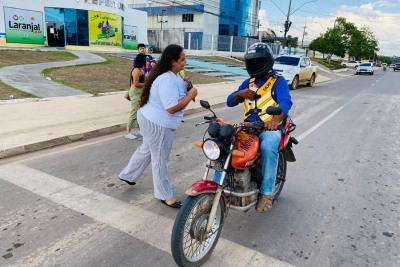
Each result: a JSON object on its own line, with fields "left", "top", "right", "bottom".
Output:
{"left": 245, "top": 42, "right": 274, "bottom": 78}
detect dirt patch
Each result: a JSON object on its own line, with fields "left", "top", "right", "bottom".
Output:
{"left": 43, "top": 53, "right": 231, "bottom": 95}
{"left": 0, "top": 81, "right": 37, "bottom": 100}
{"left": 0, "top": 50, "right": 233, "bottom": 98}
{"left": 0, "top": 50, "right": 78, "bottom": 68}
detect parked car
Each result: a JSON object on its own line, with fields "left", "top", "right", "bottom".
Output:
{"left": 342, "top": 60, "right": 361, "bottom": 68}
{"left": 394, "top": 63, "right": 400, "bottom": 71}
{"left": 356, "top": 63, "right": 374, "bottom": 75}
{"left": 273, "top": 55, "right": 318, "bottom": 90}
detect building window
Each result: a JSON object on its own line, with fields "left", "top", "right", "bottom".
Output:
{"left": 182, "top": 14, "right": 194, "bottom": 22}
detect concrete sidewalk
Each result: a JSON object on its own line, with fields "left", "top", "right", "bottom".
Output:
{"left": 0, "top": 50, "right": 333, "bottom": 159}
{"left": 0, "top": 81, "right": 240, "bottom": 159}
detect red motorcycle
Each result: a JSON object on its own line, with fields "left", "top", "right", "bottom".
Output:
{"left": 171, "top": 100, "right": 298, "bottom": 266}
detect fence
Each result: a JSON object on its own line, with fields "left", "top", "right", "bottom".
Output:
{"left": 147, "top": 30, "right": 281, "bottom": 57}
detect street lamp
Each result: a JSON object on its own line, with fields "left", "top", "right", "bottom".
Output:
{"left": 160, "top": 9, "right": 166, "bottom": 49}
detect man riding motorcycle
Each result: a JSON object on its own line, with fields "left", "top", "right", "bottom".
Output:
{"left": 216, "top": 43, "right": 293, "bottom": 212}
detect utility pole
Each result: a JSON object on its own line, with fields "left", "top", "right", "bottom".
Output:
{"left": 160, "top": 9, "right": 166, "bottom": 49}
{"left": 283, "top": 0, "right": 292, "bottom": 47}
{"left": 301, "top": 22, "right": 307, "bottom": 48}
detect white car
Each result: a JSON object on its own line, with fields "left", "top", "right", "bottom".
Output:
{"left": 356, "top": 63, "right": 374, "bottom": 75}
{"left": 342, "top": 60, "right": 361, "bottom": 68}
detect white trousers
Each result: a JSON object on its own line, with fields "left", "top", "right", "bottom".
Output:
{"left": 119, "top": 110, "right": 175, "bottom": 200}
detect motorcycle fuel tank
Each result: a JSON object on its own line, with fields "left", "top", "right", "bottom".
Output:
{"left": 231, "top": 133, "right": 260, "bottom": 170}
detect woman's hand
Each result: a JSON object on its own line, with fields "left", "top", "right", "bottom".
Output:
{"left": 187, "top": 87, "right": 198, "bottom": 101}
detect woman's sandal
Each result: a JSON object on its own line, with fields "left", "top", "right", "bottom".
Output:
{"left": 256, "top": 194, "right": 273, "bottom": 213}
{"left": 161, "top": 200, "right": 182, "bottom": 209}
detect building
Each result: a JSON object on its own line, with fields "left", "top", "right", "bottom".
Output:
{"left": 0, "top": 0, "right": 148, "bottom": 51}
{"left": 126, "top": 0, "right": 260, "bottom": 51}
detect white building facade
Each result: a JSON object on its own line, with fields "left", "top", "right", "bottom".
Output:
{"left": 0, "top": 0, "right": 148, "bottom": 51}
{"left": 126, "top": 0, "right": 260, "bottom": 52}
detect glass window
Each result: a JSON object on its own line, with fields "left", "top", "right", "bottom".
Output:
{"left": 219, "top": 24, "right": 229, "bottom": 35}
{"left": 77, "top": 10, "right": 89, "bottom": 46}
{"left": 182, "top": 14, "right": 194, "bottom": 22}
{"left": 233, "top": 25, "right": 238, "bottom": 36}
{"left": 45, "top": 8, "right": 65, "bottom": 22}
{"left": 65, "top": 9, "right": 77, "bottom": 45}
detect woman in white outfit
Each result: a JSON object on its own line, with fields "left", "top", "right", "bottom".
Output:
{"left": 118, "top": 44, "right": 198, "bottom": 208}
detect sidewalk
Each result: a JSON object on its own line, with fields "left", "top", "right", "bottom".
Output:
{"left": 0, "top": 50, "right": 333, "bottom": 159}
{"left": 0, "top": 81, "right": 240, "bottom": 159}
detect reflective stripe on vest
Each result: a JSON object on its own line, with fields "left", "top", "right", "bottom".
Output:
{"left": 242, "top": 75, "right": 279, "bottom": 122}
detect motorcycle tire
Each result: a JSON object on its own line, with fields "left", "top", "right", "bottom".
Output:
{"left": 171, "top": 194, "right": 225, "bottom": 267}
{"left": 273, "top": 151, "right": 287, "bottom": 199}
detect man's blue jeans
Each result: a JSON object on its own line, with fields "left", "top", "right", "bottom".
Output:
{"left": 214, "top": 130, "right": 281, "bottom": 195}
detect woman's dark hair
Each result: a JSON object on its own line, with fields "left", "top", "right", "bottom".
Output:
{"left": 135, "top": 53, "right": 147, "bottom": 68}
{"left": 139, "top": 44, "right": 183, "bottom": 108}
{"left": 130, "top": 54, "right": 147, "bottom": 86}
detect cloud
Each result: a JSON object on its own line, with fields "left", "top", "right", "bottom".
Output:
{"left": 274, "top": 3, "right": 400, "bottom": 56}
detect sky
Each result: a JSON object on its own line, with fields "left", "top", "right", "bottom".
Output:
{"left": 259, "top": 0, "right": 400, "bottom": 57}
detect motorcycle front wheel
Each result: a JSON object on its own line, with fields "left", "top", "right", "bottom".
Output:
{"left": 171, "top": 194, "right": 225, "bottom": 267}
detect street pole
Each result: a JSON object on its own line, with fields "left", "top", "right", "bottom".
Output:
{"left": 301, "top": 21, "right": 307, "bottom": 48}
{"left": 283, "top": 0, "right": 292, "bottom": 47}
{"left": 160, "top": 9, "right": 166, "bottom": 49}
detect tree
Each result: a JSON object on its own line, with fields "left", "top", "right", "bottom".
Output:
{"left": 308, "top": 17, "right": 379, "bottom": 60}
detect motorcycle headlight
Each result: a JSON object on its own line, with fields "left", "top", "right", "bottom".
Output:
{"left": 203, "top": 139, "right": 221, "bottom": 160}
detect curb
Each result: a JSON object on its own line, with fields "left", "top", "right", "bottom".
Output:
{"left": 0, "top": 124, "right": 125, "bottom": 159}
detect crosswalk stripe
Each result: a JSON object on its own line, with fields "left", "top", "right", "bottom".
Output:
{"left": 0, "top": 163, "right": 293, "bottom": 267}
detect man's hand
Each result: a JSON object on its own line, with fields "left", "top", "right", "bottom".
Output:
{"left": 264, "top": 112, "right": 285, "bottom": 131}
{"left": 232, "top": 89, "right": 256, "bottom": 103}
{"left": 264, "top": 121, "right": 279, "bottom": 131}
{"left": 237, "top": 88, "right": 256, "bottom": 100}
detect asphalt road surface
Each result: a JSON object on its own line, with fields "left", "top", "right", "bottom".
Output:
{"left": 1, "top": 69, "right": 399, "bottom": 267}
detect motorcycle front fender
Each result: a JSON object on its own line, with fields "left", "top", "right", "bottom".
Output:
{"left": 185, "top": 180, "right": 226, "bottom": 198}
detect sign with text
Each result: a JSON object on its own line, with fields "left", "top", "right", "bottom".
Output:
{"left": 123, "top": 25, "right": 138, "bottom": 50}
{"left": 88, "top": 10, "right": 122, "bottom": 47}
{"left": 3, "top": 7, "right": 44, "bottom": 44}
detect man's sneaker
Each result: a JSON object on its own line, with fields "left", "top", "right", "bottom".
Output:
{"left": 125, "top": 133, "right": 137, "bottom": 140}
{"left": 133, "top": 131, "right": 143, "bottom": 137}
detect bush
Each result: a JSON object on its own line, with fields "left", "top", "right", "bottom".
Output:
{"left": 318, "top": 59, "right": 344, "bottom": 70}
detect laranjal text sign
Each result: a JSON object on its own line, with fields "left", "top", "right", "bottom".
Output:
{"left": 4, "top": 7, "right": 44, "bottom": 45}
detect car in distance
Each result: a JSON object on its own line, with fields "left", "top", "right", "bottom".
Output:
{"left": 356, "top": 63, "right": 374, "bottom": 75}
{"left": 393, "top": 63, "right": 400, "bottom": 71}
{"left": 342, "top": 60, "right": 361, "bottom": 68}
{"left": 389, "top": 64, "right": 395, "bottom": 68}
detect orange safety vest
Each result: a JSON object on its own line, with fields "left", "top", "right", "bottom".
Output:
{"left": 242, "top": 75, "right": 279, "bottom": 122}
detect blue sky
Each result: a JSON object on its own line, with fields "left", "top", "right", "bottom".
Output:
{"left": 259, "top": 0, "right": 400, "bottom": 56}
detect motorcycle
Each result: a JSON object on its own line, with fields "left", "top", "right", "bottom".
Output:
{"left": 383, "top": 66, "right": 387, "bottom": 71}
{"left": 171, "top": 99, "right": 298, "bottom": 267}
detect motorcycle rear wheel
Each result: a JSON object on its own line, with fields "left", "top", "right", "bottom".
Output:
{"left": 273, "top": 151, "right": 287, "bottom": 199}
{"left": 171, "top": 194, "right": 225, "bottom": 267}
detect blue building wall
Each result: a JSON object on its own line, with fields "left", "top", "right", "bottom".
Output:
{"left": 219, "top": 0, "right": 253, "bottom": 37}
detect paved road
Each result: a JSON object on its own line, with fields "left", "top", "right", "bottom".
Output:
{"left": 1, "top": 69, "right": 398, "bottom": 267}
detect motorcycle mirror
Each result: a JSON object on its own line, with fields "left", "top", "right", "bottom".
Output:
{"left": 200, "top": 100, "right": 210, "bottom": 109}
{"left": 266, "top": 106, "right": 282, "bottom": 115}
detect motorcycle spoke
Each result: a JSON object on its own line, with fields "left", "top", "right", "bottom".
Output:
{"left": 180, "top": 195, "right": 222, "bottom": 261}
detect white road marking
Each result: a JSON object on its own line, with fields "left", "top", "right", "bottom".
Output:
{"left": 0, "top": 164, "right": 293, "bottom": 267}
{"left": 296, "top": 89, "right": 367, "bottom": 142}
